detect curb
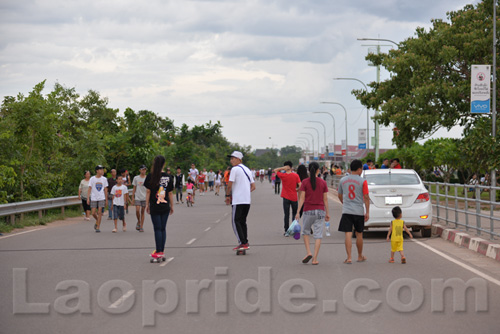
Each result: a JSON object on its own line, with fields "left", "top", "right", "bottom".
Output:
{"left": 432, "top": 224, "right": 500, "bottom": 262}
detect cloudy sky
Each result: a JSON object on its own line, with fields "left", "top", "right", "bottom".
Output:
{"left": 0, "top": 0, "right": 480, "bottom": 152}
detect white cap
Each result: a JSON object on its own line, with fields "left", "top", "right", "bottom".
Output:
{"left": 227, "top": 151, "right": 243, "bottom": 160}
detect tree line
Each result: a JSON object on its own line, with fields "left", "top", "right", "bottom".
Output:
{"left": 0, "top": 81, "right": 303, "bottom": 204}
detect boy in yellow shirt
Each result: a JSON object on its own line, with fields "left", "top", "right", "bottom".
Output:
{"left": 386, "top": 206, "right": 413, "bottom": 263}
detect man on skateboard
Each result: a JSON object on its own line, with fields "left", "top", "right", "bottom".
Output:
{"left": 225, "top": 151, "right": 256, "bottom": 253}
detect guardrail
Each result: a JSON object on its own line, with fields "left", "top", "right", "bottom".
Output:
{"left": 0, "top": 189, "right": 134, "bottom": 224}
{"left": 423, "top": 182, "right": 500, "bottom": 239}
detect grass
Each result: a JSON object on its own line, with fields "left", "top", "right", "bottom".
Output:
{"left": 427, "top": 184, "right": 499, "bottom": 210}
{"left": 0, "top": 206, "right": 83, "bottom": 234}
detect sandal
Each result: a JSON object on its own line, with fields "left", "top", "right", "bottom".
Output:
{"left": 112, "top": 229, "right": 117, "bottom": 233}
{"left": 401, "top": 257, "right": 406, "bottom": 264}
{"left": 343, "top": 259, "right": 352, "bottom": 264}
{"left": 302, "top": 255, "right": 312, "bottom": 264}
{"left": 357, "top": 256, "right": 367, "bottom": 262}
{"left": 389, "top": 258, "right": 395, "bottom": 263}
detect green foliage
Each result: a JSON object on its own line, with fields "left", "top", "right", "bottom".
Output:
{"left": 352, "top": 0, "right": 499, "bottom": 175}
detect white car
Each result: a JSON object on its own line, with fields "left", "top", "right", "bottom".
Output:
{"left": 361, "top": 168, "right": 432, "bottom": 237}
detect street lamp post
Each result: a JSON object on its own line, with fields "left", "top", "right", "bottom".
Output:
{"left": 307, "top": 121, "right": 327, "bottom": 155}
{"left": 357, "top": 38, "right": 399, "bottom": 47}
{"left": 321, "top": 102, "right": 349, "bottom": 165}
{"left": 304, "top": 126, "right": 321, "bottom": 157}
{"left": 297, "top": 137, "right": 312, "bottom": 153}
{"left": 299, "top": 133, "right": 315, "bottom": 158}
{"left": 332, "top": 77, "right": 370, "bottom": 153}
{"left": 313, "top": 111, "right": 336, "bottom": 159}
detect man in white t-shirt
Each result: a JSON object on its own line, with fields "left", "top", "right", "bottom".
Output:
{"left": 132, "top": 164, "right": 148, "bottom": 232}
{"left": 87, "top": 165, "right": 109, "bottom": 233}
{"left": 189, "top": 164, "right": 199, "bottom": 201}
{"left": 111, "top": 177, "right": 129, "bottom": 233}
{"left": 225, "top": 151, "right": 256, "bottom": 251}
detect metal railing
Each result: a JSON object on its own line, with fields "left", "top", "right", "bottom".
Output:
{"left": 0, "top": 190, "right": 134, "bottom": 224}
{"left": 424, "top": 182, "right": 500, "bottom": 239}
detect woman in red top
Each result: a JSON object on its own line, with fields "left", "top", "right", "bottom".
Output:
{"left": 295, "top": 162, "right": 330, "bottom": 265}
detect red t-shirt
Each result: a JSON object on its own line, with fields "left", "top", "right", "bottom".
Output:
{"left": 198, "top": 174, "right": 205, "bottom": 183}
{"left": 278, "top": 172, "right": 301, "bottom": 202}
{"left": 299, "top": 177, "right": 328, "bottom": 212}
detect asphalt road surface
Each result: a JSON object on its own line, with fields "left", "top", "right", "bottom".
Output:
{"left": 1, "top": 181, "right": 500, "bottom": 334}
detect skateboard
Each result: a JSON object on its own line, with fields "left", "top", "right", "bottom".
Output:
{"left": 236, "top": 249, "right": 246, "bottom": 255}
{"left": 150, "top": 253, "right": 166, "bottom": 263}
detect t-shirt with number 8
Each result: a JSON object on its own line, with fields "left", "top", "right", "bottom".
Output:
{"left": 338, "top": 174, "right": 369, "bottom": 216}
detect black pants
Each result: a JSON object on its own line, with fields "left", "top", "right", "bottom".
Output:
{"left": 283, "top": 198, "right": 298, "bottom": 232}
{"left": 232, "top": 204, "right": 250, "bottom": 245}
{"left": 275, "top": 182, "right": 281, "bottom": 194}
{"left": 176, "top": 186, "right": 183, "bottom": 201}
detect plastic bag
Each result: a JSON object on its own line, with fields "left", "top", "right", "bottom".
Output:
{"left": 286, "top": 220, "right": 301, "bottom": 240}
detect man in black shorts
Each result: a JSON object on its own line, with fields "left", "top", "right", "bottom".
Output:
{"left": 337, "top": 159, "right": 370, "bottom": 264}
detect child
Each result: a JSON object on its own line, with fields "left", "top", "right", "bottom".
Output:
{"left": 386, "top": 206, "right": 413, "bottom": 263}
{"left": 186, "top": 179, "right": 194, "bottom": 204}
{"left": 111, "top": 177, "right": 129, "bottom": 232}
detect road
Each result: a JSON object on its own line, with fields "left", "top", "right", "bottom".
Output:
{"left": 1, "top": 181, "right": 500, "bottom": 334}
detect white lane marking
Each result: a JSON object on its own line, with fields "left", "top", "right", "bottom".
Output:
{"left": 215, "top": 219, "right": 221, "bottom": 223}
{"left": 160, "top": 257, "right": 175, "bottom": 267}
{"left": 0, "top": 228, "right": 47, "bottom": 240}
{"left": 412, "top": 239, "right": 500, "bottom": 288}
{"left": 186, "top": 238, "right": 197, "bottom": 245}
{"left": 204, "top": 227, "right": 211, "bottom": 232}
{"left": 109, "top": 289, "right": 135, "bottom": 309}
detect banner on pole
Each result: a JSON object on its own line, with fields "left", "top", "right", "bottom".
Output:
{"left": 471, "top": 65, "right": 491, "bottom": 113}
{"left": 358, "top": 129, "right": 367, "bottom": 149}
{"left": 341, "top": 139, "right": 346, "bottom": 156}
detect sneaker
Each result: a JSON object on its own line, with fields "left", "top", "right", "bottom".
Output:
{"left": 140, "top": 228, "right": 144, "bottom": 232}
{"left": 401, "top": 257, "right": 406, "bottom": 264}
{"left": 232, "top": 244, "right": 243, "bottom": 251}
{"left": 389, "top": 258, "right": 395, "bottom": 263}
{"left": 94, "top": 223, "right": 97, "bottom": 230}
{"left": 241, "top": 243, "right": 250, "bottom": 250}
{"left": 284, "top": 232, "right": 289, "bottom": 237}
{"left": 150, "top": 251, "right": 158, "bottom": 258}
{"left": 136, "top": 224, "right": 140, "bottom": 231}
{"left": 157, "top": 252, "right": 164, "bottom": 258}
{"left": 112, "top": 228, "right": 117, "bottom": 233}
{"left": 95, "top": 229, "right": 101, "bottom": 233}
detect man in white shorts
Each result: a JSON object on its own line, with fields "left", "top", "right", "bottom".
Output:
{"left": 87, "top": 165, "right": 108, "bottom": 233}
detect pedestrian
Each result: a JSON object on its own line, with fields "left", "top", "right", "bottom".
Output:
{"left": 363, "top": 160, "right": 375, "bottom": 170}
{"left": 186, "top": 179, "right": 195, "bottom": 204}
{"left": 337, "top": 159, "right": 370, "bottom": 264}
{"left": 225, "top": 151, "right": 256, "bottom": 251}
{"left": 380, "top": 158, "right": 390, "bottom": 169}
{"left": 203, "top": 168, "right": 209, "bottom": 193}
{"left": 274, "top": 171, "right": 281, "bottom": 194}
{"left": 207, "top": 169, "right": 215, "bottom": 192}
{"left": 78, "top": 170, "right": 92, "bottom": 220}
{"left": 145, "top": 155, "right": 174, "bottom": 261}
{"left": 198, "top": 170, "right": 206, "bottom": 195}
{"left": 132, "top": 165, "right": 148, "bottom": 232}
{"left": 386, "top": 206, "right": 413, "bottom": 263}
{"left": 174, "top": 166, "right": 185, "bottom": 204}
{"left": 87, "top": 165, "right": 108, "bottom": 233}
{"left": 111, "top": 176, "right": 129, "bottom": 232}
{"left": 214, "top": 170, "right": 222, "bottom": 196}
{"left": 259, "top": 168, "right": 265, "bottom": 183}
{"left": 390, "top": 158, "right": 402, "bottom": 169}
{"left": 189, "top": 164, "right": 199, "bottom": 202}
{"left": 118, "top": 169, "right": 131, "bottom": 213}
{"left": 106, "top": 169, "right": 117, "bottom": 220}
{"left": 322, "top": 166, "right": 329, "bottom": 180}
{"left": 296, "top": 164, "right": 308, "bottom": 218}
{"left": 295, "top": 162, "right": 330, "bottom": 265}
{"left": 224, "top": 166, "right": 231, "bottom": 200}
{"left": 273, "top": 161, "right": 301, "bottom": 236}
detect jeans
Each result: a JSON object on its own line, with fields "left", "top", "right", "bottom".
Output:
{"left": 176, "top": 187, "right": 183, "bottom": 202}
{"left": 107, "top": 198, "right": 113, "bottom": 218}
{"left": 150, "top": 212, "right": 170, "bottom": 253}
{"left": 283, "top": 198, "right": 298, "bottom": 232}
{"left": 275, "top": 182, "right": 281, "bottom": 194}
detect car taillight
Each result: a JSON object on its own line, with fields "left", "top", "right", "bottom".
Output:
{"left": 415, "top": 193, "right": 429, "bottom": 203}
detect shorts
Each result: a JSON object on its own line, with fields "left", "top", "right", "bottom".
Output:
{"left": 338, "top": 213, "right": 365, "bottom": 233}
{"left": 134, "top": 200, "right": 146, "bottom": 207}
{"left": 113, "top": 205, "right": 125, "bottom": 220}
{"left": 215, "top": 181, "right": 221, "bottom": 186}
{"left": 301, "top": 210, "right": 325, "bottom": 239}
{"left": 186, "top": 189, "right": 194, "bottom": 194}
{"left": 90, "top": 200, "right": 105, "bottom": 208}
{"left": 82, "top": 199, "right": 91, "bottom": 211}
{"left": 209, "top": 181, "right": 214, "bottom": 187}
{"left": 391, "top": 240, "right": 403, "bottom": 252}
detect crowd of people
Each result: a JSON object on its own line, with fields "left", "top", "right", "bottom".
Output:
{"left": 78, "top": 155, "right": 412, "bottom": 264}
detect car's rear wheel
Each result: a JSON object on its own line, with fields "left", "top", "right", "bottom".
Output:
{"left": 421, "top": 228, "right": 431, "bottom": 238}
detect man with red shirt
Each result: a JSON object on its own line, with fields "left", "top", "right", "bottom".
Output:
{"left": 273, "top": 161, "right": 301, "bottom": 236}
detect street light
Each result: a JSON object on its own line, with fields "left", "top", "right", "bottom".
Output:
{"left": 295, "top": 141, "right": 306, "bottom": 150}
{"left": 304, "top": 127, "right": 320, "bottom": 156}
{"left": 299, "top": 133, "right": 315, "bottom": 157}
{"left": 332, "top": 77, "right": 371, "bottom": 153}
{"left": 313, "top": 111, "right": 336, "bottom": 157}
{"left": 307, "top": 121, "right": 327, "bottom": 155}
{"left": 321, "top": 102, "right": 349, "bottom": 164}
{"left": 297, "top": 136, "right": 312, "bottom": 152}
{"left": 357, "top": 38, "right": 399, "bottom": 47}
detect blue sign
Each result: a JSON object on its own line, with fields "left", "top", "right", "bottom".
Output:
{"left": 313, "top": 157, "right": 319, "bottom": 160}
{"left": 328, "top": 152, "right": 334, "bottom": 157}
{"left": 358, "top": 143, "right": 366, "bottom": 149}
{"left": 471, "top": 100, "right": 490, "bottom": 114}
